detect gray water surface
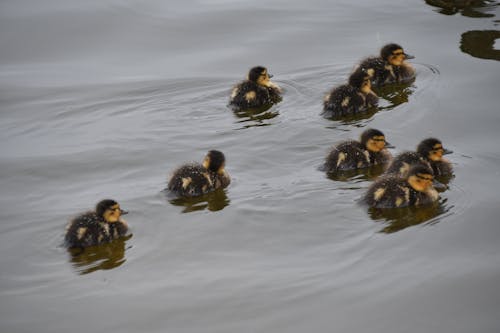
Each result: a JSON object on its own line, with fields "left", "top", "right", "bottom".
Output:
{"left": 1, "top": 1, "right": 500, "bottom": 332}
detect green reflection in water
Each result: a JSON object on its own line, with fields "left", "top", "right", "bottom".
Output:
{"left": 425, "top": 0, "right": 498, "bottom": 17}
{"left": 460, "top": 30, "right": 500, "bottom": 61}
{"left": 168, "top": 188, "right": 230, "bottom": 213}
{"left": 367, "top": 199, "right": 450, "bottom": 234}
{"left": 67, "top": 234, "right": 132, "bottom": 275}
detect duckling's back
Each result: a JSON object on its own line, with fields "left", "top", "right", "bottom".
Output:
{"left": 323, "top": 84, "right": 365, "bottom": 117}
{"left": 229, "top": 81, "right": 281, "bottom": 110}
{"left": 324, "top": 140, "right": 369, "bottom": 172}
{"left": 385, "top": 151, "right": 427, "bottom": 177}
{"left": 358, "top": 57, "right": 389, "bottom": 86}
{"left": 364, "top": 176, "right": 414, "bottom": 208}
{"left": 168, "top": 163, "right": 215, "bottom": 197}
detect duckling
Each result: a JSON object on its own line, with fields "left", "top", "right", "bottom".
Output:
{"left": 324, "top": 128, "right": 393, "bottom": 173}
{"left": 322, "top": 67, "right": 378, "bottom": 117}
{"left": 364, "top": 164, "right": 439, "bottom": 208}
{"left": 229, "top": 66, "right": 282, "bottom": 110}
{"left": 65, "top": 199, "right": 129, "bottom": 248}
{"left": 417, "top": 138, "right": 453, "bottom": 176}
{"left": 357, "top": 43, "right": 416, "bottom": 87}
{"left": 385, "top": 138, "right": 453, "bottom": 178}
{"left": 168, "top": 150, "right": 231, "bottom": 197}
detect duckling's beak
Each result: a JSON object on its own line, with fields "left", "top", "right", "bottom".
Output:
{"left": 384, "top": 141, "right": 395, "bottom": 149}
{"left": 443, "top": 148, "right": 453, "bottom": 155}
{"left": 432, "top": 179, "right": 448, "bottom": 191}
{"left": 268, "top": 74, "right": 274, "bottom": 78}
{"left": 120, "top": 209, "right": 129, "bottom": 215}
{"left": 404, "top": 53, "right": 415, "bottom": 60}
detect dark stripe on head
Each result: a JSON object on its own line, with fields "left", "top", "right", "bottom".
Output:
{"left": 380, "top": 43, "right": 404, "bottom": 60}
{"left": 96, "top": 199, "right": 118, "bottom": 217}
{"left": 248, "top": 66, "right": 267, "bottom": 82}
{"left": 360, "top": 128, "right": 385, "bottom": 146}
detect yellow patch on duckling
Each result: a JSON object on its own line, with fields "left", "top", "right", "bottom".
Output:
{"left": 181, "top": 177, "right": 192, "bottom": 189}
{"left": 202, "top": 172, "right": 213, "bottom": 186}
{"left": 230, "top": 87, "right": 239, "bottom": 99}
{"left": 395, "top": 197, "right": 404, "bottom": 207}
{"left": 402, "top": 186, "right": 410, "bottom": 203}
{"left": 373, "top": 188, "right": 385, "bottom": 201}
{"left": 341, "top": 97, "right": 350, "bottom": 107}
{"left": 426, "top": 188, "right": 439, "bottom": 201}
{"left": 366, "top": 68, "right": 375, "bottom": 77}
{"left": 336, "top": 152, "right": 346, "bottom": 167}
{"left": 76, "top": 227, "right": 87, "bottom": 240}
{"left": 245, "top": 91, "right": 256, "bottom": 102}
{"left": 399, "top": 162, "right": 410, "bottom": 177}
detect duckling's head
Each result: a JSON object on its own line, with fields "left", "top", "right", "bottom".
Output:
{"left": 348, "top": 68, "right": 372, "bottom": 91}
{"left": 380, "top": 43, "right": 414, "bottom": 66}
{"left": 360, "top": 128, "right": 389, "bottom": 153}
{"left": 248, "top": 66, "right": 273, "bottom": 87}
{"left": 96, "top": 199, "right": 128, "bottom": 223}
{"left": 417, "top": 138, "right": 452, "bottom": 162}
{"left": 202, "top": 150, "right": 226, "bottom": 174}
{"left": 407, "top": 164, "right": 434, "bottom": 192}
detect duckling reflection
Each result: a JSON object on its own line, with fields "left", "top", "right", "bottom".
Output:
{"left": 367, "top": 199, "right": 447, "bottom": 234}
{"left": 425, "top": 0, "right": 497, "bottom": 17}
{"left": 168, "top": 187, "right": 230, "bottom": 213}
{"left": 167, "top": 150, "right": 231, "bottom": 197}
{"left": 232, "top": 104, "right": 279, "bottom": 129}
{"left": 229, "top": 66, "right": 282, "bottom": 111}
{"left": 357, "top": 43, "right": 416, "bottom": 87}
{"left": 323, "top": 128, "right": 393, "bottom": 179}
{"left": 322, "top": 68, "right": 378, "bottom": 118}
{"left": 373, "top": 81, "right": 415, "bottom": 110}
{"left": 67, "top": 234, "right": 132, "bottom": 275}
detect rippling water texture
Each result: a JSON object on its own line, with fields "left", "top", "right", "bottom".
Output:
{"left": 1, "top": 1, "right": 500, "bottom": 332}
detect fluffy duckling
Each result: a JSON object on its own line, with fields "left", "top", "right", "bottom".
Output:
{"left": 229, "top": 66, "right": 282, "bottom": 110}
{"left": 65, "top": 199, "right": 129, "bottom": 248}
{"left": 385, "top": 138, "right": 453, "bottom": 178}
{"left": 364, "top": 164, "right": 439, "bottom": 208}
{"left": 168, "top": 150, "right": 231, "bottom": 197}
{"left": 357, "top": 43, "right": 416, "bottom": 87}
{"left": 323, "top": 68, "right": 378, "bottom": 117}
{"left": 324, "top": 128, "right": 393, "bottom": 173}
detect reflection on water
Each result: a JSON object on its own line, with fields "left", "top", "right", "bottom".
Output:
{"left": 168, "top": 188, "right": 230, "bottom": 213}
{"left": 425, "top": 0, "right": 499, "bottom": 61}
{"left": 367, "top": 199, "right": 450, "bottom": 233}
{"left": 232, "top": 103, "right": 280, "bottom": 129}
{"left": 425, "top": 0, "right": 498, "bottom": 17}
{"left": 67, "top": 235, "right": 132, "bottom": 275}
{"left": 374, "top": 81, "right": 416, "bottom": 110}
{"left": 326, "top": 164, "right": 388, "bottom": 182}
{"left": 461, "top": 30, "right": 500, "bottom": 60}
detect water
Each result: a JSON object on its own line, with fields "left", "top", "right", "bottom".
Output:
{"left": 1, "top": 0, "right": 500, "bottom": 332}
